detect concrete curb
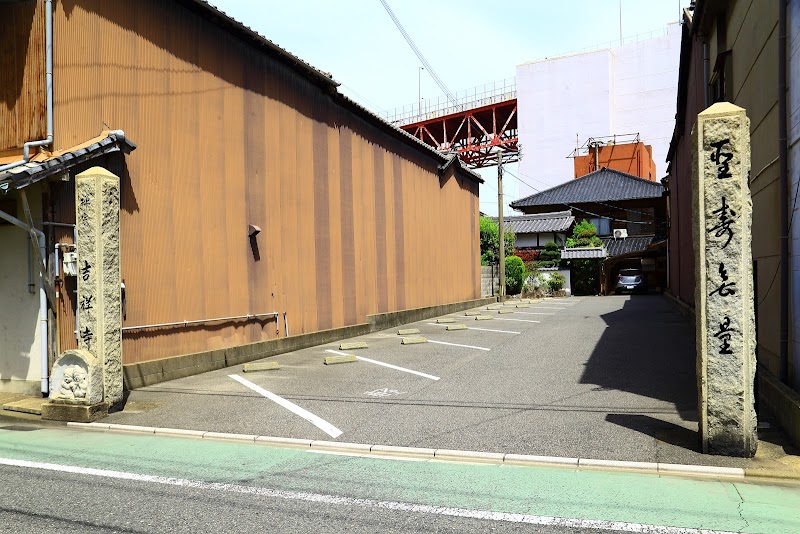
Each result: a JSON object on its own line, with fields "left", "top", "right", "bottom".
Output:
{"left": 63, "top": 422, "right": 794, "bottom": 481}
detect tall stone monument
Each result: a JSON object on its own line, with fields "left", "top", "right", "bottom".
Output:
{"left": 692, "top": 102, "right": 757, "bottom": 457}
{"left": 75, "top": 167, "right": 123, "bottom": 408}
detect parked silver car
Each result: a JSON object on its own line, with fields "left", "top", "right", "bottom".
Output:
{"left": 615, "top": 268, "right": 647, "bottom": 294}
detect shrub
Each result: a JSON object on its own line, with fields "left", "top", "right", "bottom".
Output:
{"left": 505, "top": 255, "right": 527, "bottom": 295}
{"left": 480, "top": 216, "right": 515, "bottom": 265}
{"left": 548, "top": 272, "right": 566, "bottom": 292}
{"left": 572, "top": 219, "right": 597, "bottom": 239}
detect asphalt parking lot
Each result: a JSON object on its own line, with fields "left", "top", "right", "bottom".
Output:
{"left": 104, "top": 295, "right": 751, "bottom": 467}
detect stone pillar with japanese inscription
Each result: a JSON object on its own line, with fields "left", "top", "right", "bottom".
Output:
{"left": 692, "top": 102, "right": 757, "bottom": 457}
{"left": 75, "top": 167, "right": 123, "bottom": 408}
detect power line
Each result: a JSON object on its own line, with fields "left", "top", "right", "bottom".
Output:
{"left": 378, "top": 0, "right": 459, "bottom": 108}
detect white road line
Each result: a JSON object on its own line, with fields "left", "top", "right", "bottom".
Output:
{"left": 511, "top": 311, "right": 555, "bottom": 316}
{"left": 325, "top": 350, "right": 440, "bottom": 381}
{"left": 493, "top": 317, "right": 541, "bottom": 323}
{"left": 0, "top": 457, "right": 738, "bottom": 534}
{"left": 426, "top": 323, "right": 519, "bottom": 335}
{"left": 426, "top": 339, "right": 491, "bottom": 351}
{"left": 228, "top": 374, "right": 342, "bottom": 438}
{"left": 526, "top": 306, "right": 565, "bottom": 310}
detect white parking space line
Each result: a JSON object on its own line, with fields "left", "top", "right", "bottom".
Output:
{"left": 511, "top": 311, "right": 555, "bottom": 316}
{"left": 426, "top": 323, "right": 520, "bottom": 335}
{"left": 426, "top": 339, "right": 491, "bottom": 351}
{"left": 228, "top": 374, "right": 343, "bottom": 438}
{"left": 493, "top": 317, "right": 541, "bottom": 323}
{"left": 325, "top": 350, "right": 441, "bottom": 381}
{"left": 526, "top": 306, "right": 565, "bottom": 310}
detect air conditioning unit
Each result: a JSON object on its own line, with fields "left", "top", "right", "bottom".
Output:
{"left": 613, "top": 228, "right": 628, "bottom": 240}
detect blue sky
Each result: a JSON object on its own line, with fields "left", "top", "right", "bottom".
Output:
{"left": 212, "top": 0, "right": 690, "bottom": 214}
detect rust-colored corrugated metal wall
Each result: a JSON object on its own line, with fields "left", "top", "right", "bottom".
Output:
{"left": 45, "top": 0, "right": 479, "bottom": 364}
{"left": 0, "top": 0, "right": 46, "bottom": 152}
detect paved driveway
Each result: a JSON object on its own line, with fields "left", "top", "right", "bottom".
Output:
{"left": 105, "top": 295, "right": 749, "bottom": 467}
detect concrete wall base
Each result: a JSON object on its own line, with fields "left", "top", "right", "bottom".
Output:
{"left": 0, "top": 379, "right": 42, "bottom": 396}
{"left": 123, "top": 296, "right": 498, "bottom": 390}
{"left": 758, "top": 365, "right": 800, "bottom": 450}
{"left": 663, "top": 291, "right": 696, "bottom": 327}
{"left": 41, "top": 402, "right": 108, "bottom": 423}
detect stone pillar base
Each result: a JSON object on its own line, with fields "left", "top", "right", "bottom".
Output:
{"left": 41, "top": 402, "right": 108, "bottom": 423}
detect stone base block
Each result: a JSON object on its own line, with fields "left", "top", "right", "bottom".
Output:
{"left": 41, "top": 402, "right": 108, "bottom": 423}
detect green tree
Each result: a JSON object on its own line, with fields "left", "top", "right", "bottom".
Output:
{"left": 479, "top": 216, "right": 515, "bottom": 265}
{"left": 505, "top": 255, "right": 527, "bottom": 295}
{"left": 547, "top": 272, "right": 566, "bottom": 292}
{"left": 538, "top": 241, "right": 561, "bottom": 268}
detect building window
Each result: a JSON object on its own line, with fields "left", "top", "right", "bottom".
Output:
{"left": 589, "top": 217, "right": 612, "bottom": 236}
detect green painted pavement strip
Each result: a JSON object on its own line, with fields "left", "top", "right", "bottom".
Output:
{"left": 0, "top": 427, "right": 798, "bottom": 533}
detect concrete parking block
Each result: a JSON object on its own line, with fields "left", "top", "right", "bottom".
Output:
{"left": 339, "top": 341, "right": 368, "bottom": 350}
{"left": 515, "top": 304, "right": 530, "bottom": 308}
{"left": 242, "top": 361, "right": 281, "bottom": 372}
{"left": 397, "top": 328, "right": 420, "bottom": 335}
{"left": 436, "top": 318, "right": 455, "bottom": 323}
{"left": 324, "top": 354, "right": 358, "bottom": 365}
{"left": 486, "top": 305, "right": 502, "bottom": 310}
{"left": 446, "top": 324, "right": 467, "bottom": 331}
{"left": 474, "top": 315, "right": 492, "bottom": 320}
{"left": 400, "top": 336, "right": 428, "bottom": 345}
{"left": 464, "top": 311, "right": 482, "bottom": 316}
{"left": 497, "top": 309, "right": 514, "bottom": 314}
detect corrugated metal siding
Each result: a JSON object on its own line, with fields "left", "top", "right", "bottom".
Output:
{"left": 50, "top": 0, "right": 479, "bottom": 364}
{"left": 0, "top": 0, "right": 46, "bottom": 152}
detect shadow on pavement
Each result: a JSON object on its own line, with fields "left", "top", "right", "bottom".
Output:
{"left": 605, "top": 413, "right": 698, "bottom": 451}
{"left": 580, "top": 295, "right": 698, "bottom": 422}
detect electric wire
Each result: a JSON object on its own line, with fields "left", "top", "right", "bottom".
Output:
{"left": 378, "top": 0, "right": 459, "bottom": 108}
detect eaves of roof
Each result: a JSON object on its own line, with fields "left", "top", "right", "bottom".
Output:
{"left": 0, "top": 131, "right": 137, "bottom": 191}
{"left": 561, "top": 247, "right": 607, "bottom": 259}
{"left": 510, "top": 167, "right": 664, "bottom": 209}
{"left": 491, "top": 210, "right": 574, "bottom": 233}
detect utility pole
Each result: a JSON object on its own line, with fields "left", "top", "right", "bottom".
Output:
{"left": 497, "top": 149, "right": 506, "bottom": 302}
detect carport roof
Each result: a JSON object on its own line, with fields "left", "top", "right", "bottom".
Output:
{"left": 601, "top": 235, "right": 657, "bottom": 257}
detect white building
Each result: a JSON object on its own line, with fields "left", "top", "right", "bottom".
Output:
{"left": 515, "top": 23, "right": 682, "bottom": 197}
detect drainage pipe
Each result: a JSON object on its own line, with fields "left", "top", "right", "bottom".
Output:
{"left": 778, "top": 0, "right": 789, "bottom": 385}
{"left": 0, "top": 208, "right": 49, "bottom": 395}
{"left": 121, "top": 312, "right": 279, "bottom": 332}
{"left": 0, "top": 0, "right": 54, "bottom": 173}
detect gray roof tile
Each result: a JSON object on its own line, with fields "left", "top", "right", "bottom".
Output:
{"left": 491, "top": 210, "right": 574, "bottom": 234}
{"left": 601, "top": 235, "right": 656, "bottom": 257}
{"left": 510, "top": 167, "right": 664, "bottom": 209}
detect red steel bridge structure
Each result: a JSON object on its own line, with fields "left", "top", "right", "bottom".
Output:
{"left": 385, "top": 78, "right": 519, "bottom": 169}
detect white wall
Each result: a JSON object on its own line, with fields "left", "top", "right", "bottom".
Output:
{"left": 516, "top": 23, "right": 682, "bottom": 198}
{"left": 0, "top": 188, "right": 43, "bottom": 394}
{"left": 789, "top": 0, "right": 800, "bottom": 392}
